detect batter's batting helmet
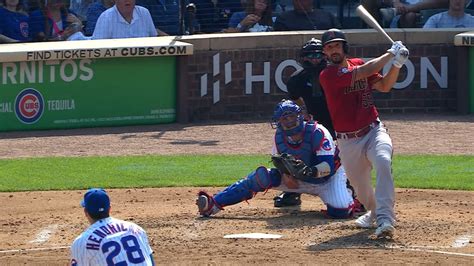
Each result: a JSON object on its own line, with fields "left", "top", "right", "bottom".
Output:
{"left": 271, "top": 100, "right": 304, "bottom": 136}
{"left": 322, "top": 28, "right": 349, "bottom": 53}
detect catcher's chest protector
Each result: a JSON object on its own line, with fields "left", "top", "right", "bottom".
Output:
{"left": 275, "top": 123, "right": 317, "bottom": 165}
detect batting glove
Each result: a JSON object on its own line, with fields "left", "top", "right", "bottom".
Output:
{"left": 392, "top": 47, "right": 409, "bottom": 68}
{"left": 387, "top": 41, "right": 405, "bottom": 56}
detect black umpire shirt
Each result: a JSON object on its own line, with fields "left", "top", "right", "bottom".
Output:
{"left": 286, "top": 67, "right": 336, "bottom": 139}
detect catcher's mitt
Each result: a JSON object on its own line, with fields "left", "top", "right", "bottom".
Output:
{"left": 271, "top": 153, "right": 313, "bottom": 180}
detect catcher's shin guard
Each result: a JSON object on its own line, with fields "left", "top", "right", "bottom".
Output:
{"left": 213, "top": 167, "right": 281, "bottom": 207}
{"left": 196, "top": 191, "right": 222, "bottom": 217}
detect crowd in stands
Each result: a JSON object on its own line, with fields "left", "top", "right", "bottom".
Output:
{"left": 0, "top": 0, "right": 473, "bottom": 43}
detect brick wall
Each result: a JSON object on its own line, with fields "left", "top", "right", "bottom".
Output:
{"left": 180, "top": 30, "right": 465, "bottom": 122}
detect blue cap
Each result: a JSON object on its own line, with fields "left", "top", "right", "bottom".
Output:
{"left": 81, "top": 188, "right": 110, "bottom": 215}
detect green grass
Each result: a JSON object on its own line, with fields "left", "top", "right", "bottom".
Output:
{"left": 0, "top": 155, "right": 472, "bottom": 192}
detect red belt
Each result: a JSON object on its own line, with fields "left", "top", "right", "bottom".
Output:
{"left": 336, "top": 121, "right": 380, "bottom": 139}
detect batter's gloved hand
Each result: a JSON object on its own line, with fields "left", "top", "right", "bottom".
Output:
{"left": 387, "top": 41, "right": 405, "bottom": 56}
{"left": 392, "top": 47, "right": 409, "bottom": 68}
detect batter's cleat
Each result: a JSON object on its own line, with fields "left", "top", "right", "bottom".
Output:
{"left": 375, "top": 222, "right": 395, "bottom": 239}
{"left": 273, "top": 192, "right": 302, "bottom": 207}
{"left": 196, "top": 191, "right": 222, "bottom": 217}
{"left": 355, "top": 210, "right": 376, "bottom": 228}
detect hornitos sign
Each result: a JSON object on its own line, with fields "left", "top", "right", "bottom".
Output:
{"left": 0, "top": 37, "right": 191, "bottom": 131}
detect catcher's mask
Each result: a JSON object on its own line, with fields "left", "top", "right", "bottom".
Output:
{"left": 300, "top": 38, "right": 326, "bottom": 68}
{"left": 271, "top": 100, "right": 304, "bottom": 136}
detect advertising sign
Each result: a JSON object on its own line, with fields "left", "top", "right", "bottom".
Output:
{"left": 0, "top": 56, "right": 176, "bottom": 131}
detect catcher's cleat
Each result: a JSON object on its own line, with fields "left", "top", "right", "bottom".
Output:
{"left": 273, "top": 192, "right": 302, "bottom": 207}
{"left": 196, "top": 191, "right": 221, "bottom": 217}
{"left": 375, "top": 222, "right": 395, "bottom": 239}
{"left": 353, "top": 198, "right": 367, "bottom": 214}
{"left": 355, "top": 210, "right": 376, "bottom": 228}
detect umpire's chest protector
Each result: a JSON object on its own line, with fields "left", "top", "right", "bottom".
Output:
{"left": 275, "top": 123, "right": 317, "bottom": 166}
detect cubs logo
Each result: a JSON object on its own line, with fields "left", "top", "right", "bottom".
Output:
{"left": 322, "top": 138, "right": 332, "bottom": 151}
{"left": 15, "top": 88, "right": 44, "bottom": 124}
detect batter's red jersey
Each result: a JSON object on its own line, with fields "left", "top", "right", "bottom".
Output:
{"left": 319, "top": 58, "right": 382, "bottom": 132}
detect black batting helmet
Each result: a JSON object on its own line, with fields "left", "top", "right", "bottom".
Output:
{"left": 322, "top": 28, "right": 349, "bottom": 53}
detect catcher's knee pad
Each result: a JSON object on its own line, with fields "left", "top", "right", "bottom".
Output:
{"left": 324, "top": 203, "right": 354, "bottom": 219}
{"left": 247, "top": 166, "right": 276, "bottom": 191}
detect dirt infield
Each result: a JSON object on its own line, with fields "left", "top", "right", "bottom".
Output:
{"left": 0, "top": 113, "right": 473, "bottom": 265}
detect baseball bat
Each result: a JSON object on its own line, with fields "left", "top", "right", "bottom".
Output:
{"left": 355, "top": 5, "right": 394, "bottom": 44}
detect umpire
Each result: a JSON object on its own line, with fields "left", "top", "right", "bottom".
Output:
{"left": 273, "top": 38, "right": 335, "bottom": 207}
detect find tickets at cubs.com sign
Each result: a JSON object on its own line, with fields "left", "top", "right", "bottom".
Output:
{"left": 0, "top": 57, "right": 176, "bottom": 131}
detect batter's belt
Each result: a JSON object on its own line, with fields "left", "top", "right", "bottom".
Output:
{"left": 336, "top": 120, "right": 380, "bottom": 139}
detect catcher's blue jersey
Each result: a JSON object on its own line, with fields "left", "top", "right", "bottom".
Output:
{"left": 274, "top": 122, "right": 337, "bottom": 184}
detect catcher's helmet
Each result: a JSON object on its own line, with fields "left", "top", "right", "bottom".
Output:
{"left": 322, "top": 28, "right": 349, "bottom": 53}
{"left": 271, "top": 100, "right": 304, "bottom": 136}
{"left": 300, "top": 38, "right": 323, "bottom": 57}
{"left": 300, "top": 38, "right": 325, "bottom": 68}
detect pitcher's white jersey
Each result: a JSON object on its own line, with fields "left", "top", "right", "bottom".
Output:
{"left": 71, "top": 217, "right": 153, "bottom": 266}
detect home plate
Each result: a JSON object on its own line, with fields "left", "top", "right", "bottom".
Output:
{"left": 224, "top": 233, "right": 282, "bottom": 239}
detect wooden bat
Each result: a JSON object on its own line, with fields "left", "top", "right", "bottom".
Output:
{"left": 355, "top": 5, "right": 394, "bottom": 44}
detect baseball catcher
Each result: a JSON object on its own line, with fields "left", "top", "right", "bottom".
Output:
{"left": 196, "top": 100, "right": 355, "bottom": 219}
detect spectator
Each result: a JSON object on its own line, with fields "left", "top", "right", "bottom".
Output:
{"left": 190, "top": 0, "right": 218, "bottom": 33}
{"left": 273, "top": 0, "right": 340, "bottom": 31}
{"left": 92, "top": 0, "right": 158, "bottom": 39}
{"left": 423, "top": 0, "right": 474, "bottom": 27}
{"left": 362, "top": 0, "right": 450, "bottom": 26}
{"left": 223, "top": 0, "right": 273, "bottom": 32}
{"left": 70, "top": 0, "right": 94, "bottom": 22}
{"left": 136, "top": 0, "right": 174, "bottom": 35}
{"left": 29, "top": 0, "right": 82, "bottom": 41}
{"left": 215, "top": 0, "right": 244, "bottom": 32}
{"left": 84, "top": 0, "right": 114, "bottom": 35}
{"left": 0, "top": 0, "right": 30, "bottom": 42}
{"left": 360, "top": 0, "right": 393, "bottom": 23}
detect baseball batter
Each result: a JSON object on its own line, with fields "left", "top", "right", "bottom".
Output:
{"left": 70, "top": 188, "right": 155, "bottom": 265}
{"left": 319, "top": 29, "right": 409, "bottom": 238}
{"left": 196, "top": 100, "right": 354, "bottom": 219}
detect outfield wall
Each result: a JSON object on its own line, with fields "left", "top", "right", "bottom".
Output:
{"left": 179, "top": 29, "right": 471, "bottom": 122}
{"left": 0, "top": 29, "right": 471, "bottom": 131}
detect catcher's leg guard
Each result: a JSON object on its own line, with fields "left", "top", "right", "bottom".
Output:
{"left": 214, "top": 167, "right": 281, "bottom": 207}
